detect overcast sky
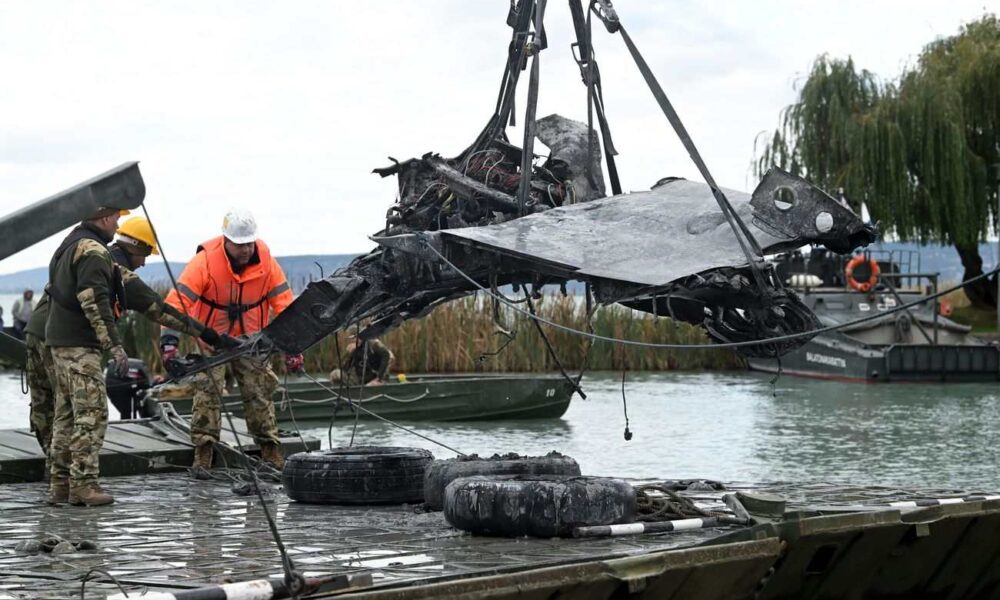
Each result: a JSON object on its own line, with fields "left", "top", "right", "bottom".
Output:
{"left": 0, "top": 1, "right": 992, "bottom": 274}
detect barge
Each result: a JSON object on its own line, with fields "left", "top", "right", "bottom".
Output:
{"left": 748, "top": 248, "right": 1000, "bottom": 382}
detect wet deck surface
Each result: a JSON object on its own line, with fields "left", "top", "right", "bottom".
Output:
{"left": 0, "top": 407, "right": 320, "bottom": 483}
{"left": 0, "top": 473, "right": 994, "bottom": 599}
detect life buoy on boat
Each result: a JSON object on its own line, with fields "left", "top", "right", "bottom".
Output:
{"left": 845, "top": 255, "right": 880, "bottom": 292}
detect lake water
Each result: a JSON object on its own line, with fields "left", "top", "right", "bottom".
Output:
{"left": 1, "top": 369, "right": 998, "bottom": 490}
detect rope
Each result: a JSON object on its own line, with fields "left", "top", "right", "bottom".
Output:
{"left": 525, "top": 293, "right": 587, "bottom": 399}
{"left": 422, "top": 240, "right": 1000, "bottom": 351}
{"left": 79, "top": 567, "right": 130, "bottom": 599}
{"left": 620, "top": 368, "right": 632, "bottom": 441}
{"left": 301, "top": 371, "right": 467, "bottom": 456}
{"left": 283, "top": 389, "right": 431, "bottom": 405}
{"left": 282, "top": 372, "right": 308, "bottom": 450}
{"left": 634, "top": 484, "right": 724, "bottom": 522}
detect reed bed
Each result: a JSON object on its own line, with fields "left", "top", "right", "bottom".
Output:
{"left": 122, "top": 294, "right": 742, "bottom": 374}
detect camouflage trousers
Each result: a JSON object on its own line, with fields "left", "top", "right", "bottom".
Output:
{"left": 49, "top": 347, "right": 108, "bottom": 486}
{"left": 24, "top": 334, "right": 55, "bottom": 455}
{"left": 190, "top": 355, "right": 280, "bottom": 447}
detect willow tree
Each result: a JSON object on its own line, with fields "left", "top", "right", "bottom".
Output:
{"left": 756, "top": 15, "right": 1000, "bottom": 308}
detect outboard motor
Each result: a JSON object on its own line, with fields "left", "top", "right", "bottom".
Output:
{"left": 105, "top": 358, "right": 151, "bottom": 420}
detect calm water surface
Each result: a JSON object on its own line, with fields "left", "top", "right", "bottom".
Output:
{"left": 1, "top": 370, "right": 998, "bottom": 489}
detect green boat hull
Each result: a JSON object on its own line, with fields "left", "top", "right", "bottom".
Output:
{"left": 147, "top": 373, "right": 575, "bottom": 424}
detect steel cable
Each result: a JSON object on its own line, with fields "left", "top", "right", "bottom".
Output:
{"left": 422, "top": 239, "right": 1000, "bottom": 352}
{"left": 301, "top": 371, "right": 466, "bottom": 456}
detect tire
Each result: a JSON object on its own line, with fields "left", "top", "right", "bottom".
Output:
{"left": 282, "top": 446, "right": 433, "bottom": 505}
{"left": 424, "top": 451, "right": 581, "bottom": 511}
{"left": 443, "top": 475, "right": 636, "bottom": 538}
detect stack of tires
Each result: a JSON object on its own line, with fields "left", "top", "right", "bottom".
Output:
{"left": 282, "top": 448, "right": 636, "bottom": 538}
{"left": 427, "top": 452, "right": 635, "bottom": 538}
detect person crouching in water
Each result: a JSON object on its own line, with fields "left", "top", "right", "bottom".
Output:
{"left": 162, "top": 209, "right": 302, "bottom": 477}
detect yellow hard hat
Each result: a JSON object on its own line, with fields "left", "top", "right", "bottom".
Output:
{"left": 116, "top": 216, "right": 159, "bottom": 255}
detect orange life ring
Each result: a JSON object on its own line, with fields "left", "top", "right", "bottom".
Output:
{"left": 845, "top": 255, "right": 880, "bottom": 292}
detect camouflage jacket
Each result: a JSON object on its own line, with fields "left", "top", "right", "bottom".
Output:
{"left": 44, "top": 224, "right": 122, "bottom": 350}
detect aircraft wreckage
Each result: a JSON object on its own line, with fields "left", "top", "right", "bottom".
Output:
{"left": 171, "top": 0, "right": 877, "bottom": 376}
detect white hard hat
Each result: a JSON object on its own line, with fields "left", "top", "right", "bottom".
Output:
{"left": 221, "top": 209, "right": 257, "bottom": 244}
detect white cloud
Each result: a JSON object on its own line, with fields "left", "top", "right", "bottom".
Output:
{"left": 0, "top": 0, "right": 991, "bottom": 273}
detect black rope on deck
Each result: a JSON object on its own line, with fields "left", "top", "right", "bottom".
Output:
{"left": 79, "top": 567, "right": 130, "bottom": 599}
{"left": 634, "top": 484, "right": 722, "bottom": 522}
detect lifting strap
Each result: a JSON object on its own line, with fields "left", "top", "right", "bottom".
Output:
{"left": 602, "top": 8, "right": 770, "bottom": 295}
{"left": 515, "top": 0, "right": 548, "bottom": 215}
{"left": 569, "top": 0, "right": 621, "bottom": 195}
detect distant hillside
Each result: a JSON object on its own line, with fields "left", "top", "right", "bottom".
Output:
{"left": 0, "top": 254, "right": 359, "bottom": 293}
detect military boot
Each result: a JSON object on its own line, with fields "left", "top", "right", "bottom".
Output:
{"left": 47, "top": 478, "right": 69, "bottom": 505}
{"left": 260, "top": 442, "right": 285, "bottom": 470}
{"left": 69, "top": 482, "right": 114, "bottom": 507}
{"left": 190, "top": 442, "right": 214, "bottom": 479}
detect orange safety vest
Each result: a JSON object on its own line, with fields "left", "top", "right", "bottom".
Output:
{"left": 165, "top": 236, "right": 293, "bottom": 337}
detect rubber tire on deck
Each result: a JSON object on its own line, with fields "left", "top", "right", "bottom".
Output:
{"left": 424, "top": 452, "right": 581, "bottom": 511}
{"left": 443, "top": 475, "right": 636, "bottom": 538}
{"left": 282, "top": 446, "right": 433, "bottom": 505}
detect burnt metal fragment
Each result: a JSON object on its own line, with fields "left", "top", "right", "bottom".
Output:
{"left": 256, "top": 120, "right": 874, "bottom": 360}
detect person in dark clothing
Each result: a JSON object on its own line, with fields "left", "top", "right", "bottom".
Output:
{"left": 330, "top": 338, "right": 395, "bottom": 385}
{"left": 43, "top": 212, "right": 234, "bottom": 507}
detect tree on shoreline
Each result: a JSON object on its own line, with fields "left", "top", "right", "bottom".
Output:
{"left": 755, "top": 15, "right": 1000, "bottom": 308}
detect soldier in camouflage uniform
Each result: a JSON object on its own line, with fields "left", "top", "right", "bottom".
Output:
{"left": 44, "top": 212, "right": 233, "bottom": 507}
{"left": 23, "top": 294, "right": 54, "bottom": 459}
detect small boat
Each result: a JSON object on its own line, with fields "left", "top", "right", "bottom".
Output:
{"left": 748, "top": 248, "right": 1000, "bottom": 382}
{"left": 144, "top": 373, "right": 576, "bottom": 424}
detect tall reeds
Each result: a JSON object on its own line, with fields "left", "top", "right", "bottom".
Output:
{"left": 122, "top": 294, "right": 742, "bottom": 374}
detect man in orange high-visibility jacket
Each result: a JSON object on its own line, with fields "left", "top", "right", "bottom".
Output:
{"left": 162, "top": 209, "right": 302, "bottom": 475}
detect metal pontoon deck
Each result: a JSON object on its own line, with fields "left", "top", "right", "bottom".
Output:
{"left": 2, "top": 473, "right": 999, "bottom": 599}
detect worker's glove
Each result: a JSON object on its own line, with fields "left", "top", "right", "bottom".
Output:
{"left": 198, "top": 327, "right": 220, "bottom": 347}
{"left": 160, "top": 333, "right": 179, "bottom": 364}
{"left": 284, "top": 353, "right": 305, "bottom": 373}
{"left": 110, "top": 345, "right": 129, "bottom": 378}
{"left": 216, "top": 334, "right": 243, "bottom": 351}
